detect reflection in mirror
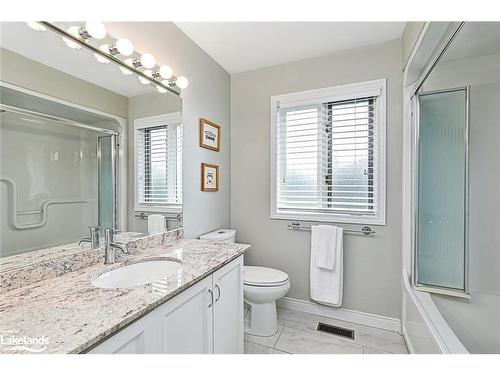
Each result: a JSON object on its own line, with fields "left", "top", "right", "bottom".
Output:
{"left": 0, "top": 22, "right": 182, "bottom": 259}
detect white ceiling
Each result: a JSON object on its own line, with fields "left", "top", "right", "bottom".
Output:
{"left": 175, "top": 22, "right": 407, "bottom": 74}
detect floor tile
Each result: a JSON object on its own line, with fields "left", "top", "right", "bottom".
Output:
{"left": 243, "top": 307, "right": 408, "bottom": 354}
{"left": 363, "top": 346, "right": 392, "bottom": 354}
{"left": 275, "top": 326, "right": 363, "bottom": 354}
{"left": 323, "top": 317, "right": 408, "bottom": 354}
{"left": 244, "top": 325, "right": 284, "bottom": 348}
{"left": 272, "top": 348, "right": 291, "bottom": 354}
{"left": 277, "top": 307, "right": 325, "bottom": 331}
{"left": 244, "top": 341, "right": 276, "bottom": 354}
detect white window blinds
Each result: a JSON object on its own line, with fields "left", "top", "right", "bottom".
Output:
{"left": 136, "top": 121, "right": 182, "bottom": 209}
{"left": 272, "top": 80, "right": 386, "bottom": 224}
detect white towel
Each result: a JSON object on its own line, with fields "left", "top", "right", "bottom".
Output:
{"left": 147, "top": 214, "right": 165, "bottom": 234}
{"left": 312, "top": 225, "right": 340, "bottom": 270}
{"left": 310, "top": 225, "right": 344, "bottom": 307}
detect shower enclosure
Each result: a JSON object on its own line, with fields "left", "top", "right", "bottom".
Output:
{"left": 0, "top": 85, "right": 123, "bottom": 257}
{"left": 402, "top": 22, "right": 500, "bottom": 353}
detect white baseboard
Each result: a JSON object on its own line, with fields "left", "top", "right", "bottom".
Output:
{"left": 277, "top": 297, "right": 402, "bottom": 333}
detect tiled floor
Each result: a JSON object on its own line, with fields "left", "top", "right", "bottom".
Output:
{"left": 244, "top": 307, "right": 408, "bottom": 354}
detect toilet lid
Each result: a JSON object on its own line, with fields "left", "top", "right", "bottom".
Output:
{"left": 243, "top": 266, "right": 289, "bottom": 286}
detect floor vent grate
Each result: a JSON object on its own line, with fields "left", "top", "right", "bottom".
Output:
{"left": 317, "top": 322, "right": 355, "bottom": 340}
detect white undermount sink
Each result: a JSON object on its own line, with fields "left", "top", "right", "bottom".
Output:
{"left": 92, "top": 259, "right": 182, "bottom": 289}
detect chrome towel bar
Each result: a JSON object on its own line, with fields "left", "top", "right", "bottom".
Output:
{"left": 134, "top": 212, "right": 182, "bottom": 221}
{"left": 287, "top": 222, "right": 375, "bottom": 236}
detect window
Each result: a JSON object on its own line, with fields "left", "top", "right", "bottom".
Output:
{"left": 270, "top": 80, "right": 386, "bottom": 225}
{"left": 134, "top": 113, "right": 182, "bottom": 212}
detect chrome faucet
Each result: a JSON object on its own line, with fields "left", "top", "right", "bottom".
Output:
{"left": 78, "top": 226, "right": 101, "bottom": 250}
{"left": 104, "top": 228, "right": 128, "bottom": 265}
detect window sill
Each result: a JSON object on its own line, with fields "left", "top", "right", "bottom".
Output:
{"left": 270, "top": 210, "right": 386, "bottom": 226}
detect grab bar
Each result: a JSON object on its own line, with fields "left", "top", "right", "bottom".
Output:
{"left": 287, "top": 221, "right": 375, "bottom": 236}
{"left": 0, "top": 177, "right": 90, "bottom": 230}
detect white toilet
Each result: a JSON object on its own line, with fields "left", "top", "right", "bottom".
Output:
{"left": 199, "top": 229, "right": 236, "bottom": 243}
{"left": 199, "top": 229, "right": 291, "bottom": 337}
{"left": 243, "top": 266, "right": 290, "bottom": 336}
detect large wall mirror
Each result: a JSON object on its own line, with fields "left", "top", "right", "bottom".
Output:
{"left": 0, "top": 22, "right": 182, "bottom": 259}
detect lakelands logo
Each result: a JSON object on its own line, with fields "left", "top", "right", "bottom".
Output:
{"left": 0, "top": 330, "right": 49, "bottom": 353}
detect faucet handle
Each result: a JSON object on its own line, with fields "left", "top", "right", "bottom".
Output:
{"left": 89, "top": 226, "right": 101, "bottom": 249}
{"left": 104, "top": 228, "right": 115, "bottom": 242}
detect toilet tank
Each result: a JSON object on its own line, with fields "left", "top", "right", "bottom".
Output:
{"left": 199, "top": 229, "right": 236, "bottom": 243}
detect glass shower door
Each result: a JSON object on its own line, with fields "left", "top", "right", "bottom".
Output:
{"left": 98, "top": 135, "right": 116, "bottom": 230}
{"left": 416, "top": 88, "right": 468, "bottom": 293}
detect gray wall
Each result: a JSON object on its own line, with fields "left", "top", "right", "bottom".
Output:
{"left": 0, "top": 48, "right": 129, "bottom": 117}
{"left": 106, "top": 23, "right": 232, "bottom": 239}
{"left": 231, "top": 40, "right": 403, "bottom": 318}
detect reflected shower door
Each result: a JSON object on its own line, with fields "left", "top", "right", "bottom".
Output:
{"left": 98, "top": 135, "right": 116, "bottom": 230}
{"left": 416, "top": 88, "right": 468, "bottom": 292}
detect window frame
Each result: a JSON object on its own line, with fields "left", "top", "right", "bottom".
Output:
{"left": 270, "top": 79, "right": 387, "bottom": 225}
{"left": 134, "top": 112, "right": 182, "bottom": 214}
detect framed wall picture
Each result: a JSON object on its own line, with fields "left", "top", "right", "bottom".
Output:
{"left": 201, "top": 163, "right": 219, "bottom": 192}
{"left": 199, "top": 118, "right": 221, "bottom": 151}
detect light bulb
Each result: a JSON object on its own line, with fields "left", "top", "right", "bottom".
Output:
{"left": 115, "top": 38, "right": 133, "bottom": 56}
{"left": 119, "top": 58, "right": 133, "bottom": 75}
{"left": 176, "top": 76, "right": 189, "bottom": 89}
{"left": 84, "top": 21, "right": 106, "bottom": 40}
{"left": 157, "top": 85, "right": 167, "bottom": 94}
{"left": 138, "top": 76, "right": 150, "bottom": 85}
{"left": 26, "top": 22, "right": 46, "bottom": 31}
{"left": 62, "top": 26, "right": 81, "bottom": 49}
{"left": 94, "top": 45, "right": 110, "bottom": 64}
{"left": 159, "top": 65, "right": 173, "bottom": 79}
{"left": 140, "top": 53, "right": 156, "bottom": 69}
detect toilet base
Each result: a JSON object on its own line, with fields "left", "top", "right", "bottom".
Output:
{"left": 244, "top": 300, "right": 279, "bottom": 337}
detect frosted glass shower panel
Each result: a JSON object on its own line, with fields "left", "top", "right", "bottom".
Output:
{"left": 417, "top": 88, "right": 467, "bottom": 291}
{"left": 98, "top": 136, "right": 115, "bottom": 229}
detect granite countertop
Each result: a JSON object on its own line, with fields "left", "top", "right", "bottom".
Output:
{"left": 0, "top": 238, "right": 250, "bottom": 354}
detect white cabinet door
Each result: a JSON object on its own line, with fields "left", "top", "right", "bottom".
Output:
{"left": 212, "top": 256, "right": 244, "bottom": 354}
{"left": 87, "top": 255, "right": 244, "bottom": 354}
{"left": 87, "top": 311, "right": 157, "bottom": 354}
{"left": 155, "top": 276, "right": 213, "bottom": 354}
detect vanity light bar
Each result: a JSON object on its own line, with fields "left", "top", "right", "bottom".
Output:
{"left": 37, "top": 21, "right": 186, "bottom": 96}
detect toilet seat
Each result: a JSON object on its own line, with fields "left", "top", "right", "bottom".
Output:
{"left": 243, "top": 266, "right": 289, "bottom": 287}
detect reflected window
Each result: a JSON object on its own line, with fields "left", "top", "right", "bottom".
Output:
{"left": 135, "top": 113, "right": 182, "bottom": 212}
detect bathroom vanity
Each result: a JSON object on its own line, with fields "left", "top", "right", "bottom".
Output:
{"left": 0, "top": 230, "right": 250, "bottom": 354}
{"left": 0, "top": 23, "right": 250, "bottom": 355}
{"left": 88, "top": 256, "right": 244, "bottom": 354}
